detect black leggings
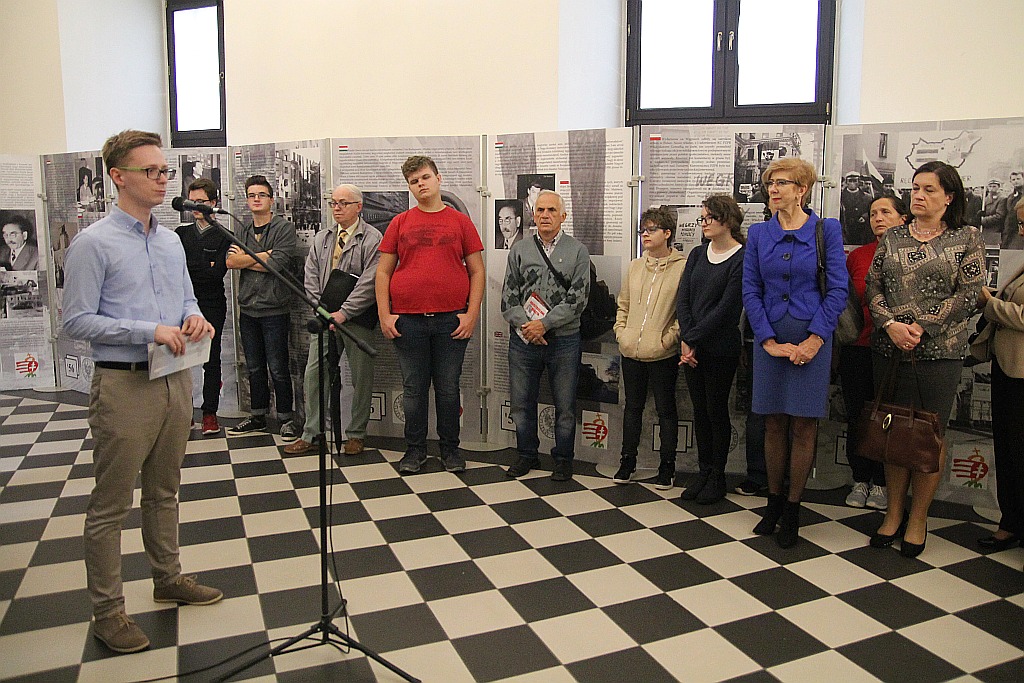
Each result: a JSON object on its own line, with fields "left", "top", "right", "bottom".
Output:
{"left": 684, "top": 355, "right": 739, "bottom": 473}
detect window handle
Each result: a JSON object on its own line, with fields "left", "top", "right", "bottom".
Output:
{"left": 716, "top": 31, "right": 723, "bottom": 51}
{"left": 728, "top": 30, "right": 735, "bottom": 51}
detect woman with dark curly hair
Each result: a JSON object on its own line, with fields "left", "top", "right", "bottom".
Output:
{"left": 865, "top": 161, "right": 985, "bottom": 558}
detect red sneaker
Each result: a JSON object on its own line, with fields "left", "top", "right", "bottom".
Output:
{"left": 202, "top": 414, "right": 220, "bottom": 435}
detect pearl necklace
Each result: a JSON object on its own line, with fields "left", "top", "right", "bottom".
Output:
{"left": 910, "top": 219, "right": 944, "bottom": 240}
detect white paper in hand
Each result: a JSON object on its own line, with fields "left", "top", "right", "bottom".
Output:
{"left": 148, "top": 335, "right": 211, "bottom": 380}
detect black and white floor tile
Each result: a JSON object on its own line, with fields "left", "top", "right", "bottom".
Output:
{"left": 1, "top": 390, "right": 1023, "bottom": 682}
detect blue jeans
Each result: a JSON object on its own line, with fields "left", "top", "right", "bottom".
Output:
{"left": 239, "top": 312, "right": 293, "bottom": 418}
{"left": 392, "top": 312, "right": 469, "bottom": 453}
{"left": 509, "top": 332, "right": 582, "bottom": 462}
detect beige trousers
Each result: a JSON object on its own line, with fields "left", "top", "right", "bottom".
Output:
{"left": 84, "top": 367, "right": 192, "bottom": 618}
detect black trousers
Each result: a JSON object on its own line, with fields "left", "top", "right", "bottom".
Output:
{"left": 992, "top": 359, "right": 1024, "bottom": 535}
{"left": 838, "top": 345, "right": 886, "bottom": 485}
{"left": 197, "top": 299, "right": 226, "bottom": 416}
{"left": 621, "top": 355, "right": 679, "bottom": 460}
{"left": 684, "top": 355, "right": 739, "bottom": 473}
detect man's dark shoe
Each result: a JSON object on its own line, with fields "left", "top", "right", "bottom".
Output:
{"left": 551, "top": 459, "right": 573, "bottom": 482}
{"left": 507, "top": 456, "right": 539, "bottom": 478}
{"left": 398, "top": 450, "right": 428, "bottom": 474}
{"left": 227, "top": 415, "right": 266, "bottom": 435}
{"left": 442, "top": 450, "right": 466, "bottom": 473}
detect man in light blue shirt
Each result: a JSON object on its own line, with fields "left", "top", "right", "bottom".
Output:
{"left": 63, "top": 130, "right": 222, "bottom": 655}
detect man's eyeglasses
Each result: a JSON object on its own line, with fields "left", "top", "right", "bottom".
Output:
{"left": 498, "top": 216, "right": 518, "bottom": 226}
{"left": 118, "top": 166, "right": 176, "bottom": 180}
{"left": 327, "top": 199, "right": 359, "bottom": 208}
{"left": 246, "top": 192, "right": 272, "bottom": 200}
{"left": 696, "top": 215, "right": 716, "bottom": 226}
{"left": 764, "top": 179, "right": 799, "bottom": 189}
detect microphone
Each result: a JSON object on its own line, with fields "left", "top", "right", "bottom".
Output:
{"left": 171, "top": 196, "right": 229, "bottom": 215}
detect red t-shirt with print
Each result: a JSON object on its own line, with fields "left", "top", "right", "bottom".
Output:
{"left": 379, "top": 206, "right": 483, "bottom": 313}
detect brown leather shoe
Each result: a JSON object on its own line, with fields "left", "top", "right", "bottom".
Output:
{"left": 343, "top": 438, "right": 364, "bottom": 455}
{"left": 283, "top": 438, "right": 317, "bottom": 455}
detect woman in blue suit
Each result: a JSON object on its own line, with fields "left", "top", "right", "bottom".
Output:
{"left": 742, "top": 158, "right": 847, "bottom": 547}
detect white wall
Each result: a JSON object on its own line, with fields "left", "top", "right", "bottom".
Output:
{"left": 57, "top": 0, "right": 168, "bottom": 153}
{"left": 4, "top": 0, "right": 1024, "bottom": 155}
{"left": 0, "top": 0, "right": 67, "bottom": 155}
{"left": 223, "top": 0, "right": 562, "bottom": 144}
{"left": 832, "top": 0, "right": 864, "bottom": 125}
{"left": 558, "top": 0, "right": 624, "bottom": 131}
{"left": 858, "top": 0, "right": 1024, "bottom": 124}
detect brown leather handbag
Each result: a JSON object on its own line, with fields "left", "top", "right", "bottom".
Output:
{"left": 855, "top": 353, "right": 943, "bottom": 473}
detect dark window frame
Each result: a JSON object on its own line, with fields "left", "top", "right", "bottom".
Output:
{"left": 625, "top": 0, "right": 836, "bottom": 126}
{"left": 166, "top": 0, "right": 227, "bottom": 148}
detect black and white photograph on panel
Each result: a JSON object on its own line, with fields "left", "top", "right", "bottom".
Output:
{"left": 176, "top": 152, "right": 223, "bottom": 222}
{"left": 517, "top": 173, "right": 555, "bottom": 230}
{"left": 494, "top": 198, "right": 524, "bottom": 249}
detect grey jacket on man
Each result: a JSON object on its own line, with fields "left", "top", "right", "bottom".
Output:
{"left": 305, "top": 216, "right": 382, "bottom": 327}
{"left": 236, "top": 214, "right": 297, "bottom": 317}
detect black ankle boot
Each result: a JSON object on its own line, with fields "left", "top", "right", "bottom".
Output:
{"left": 696, "top": 471, "right": 726, "bottom": 504}
{"left": 776, "top": 501, "right": 801, "bottom": 548}
{"left": 753, "top": 493, "right": 784, "bottom": 535}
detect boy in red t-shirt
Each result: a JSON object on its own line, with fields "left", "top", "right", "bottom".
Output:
{"left": 376, "top": 156, "right": 485, "bottom": 474}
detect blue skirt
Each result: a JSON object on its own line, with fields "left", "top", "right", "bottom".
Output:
{"left": 752, "top": 313, "right": 832, "bottom": 418}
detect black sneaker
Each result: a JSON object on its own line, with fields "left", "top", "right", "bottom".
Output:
{"left": 734, "top": 479, "right": 768, "bottom": 496}
{"left": 507, "top": 456, "right": 538, "bottom": 478}
{"left": 653, "top": 462, "right": 676, "bottom": 490}
{"left": 227, "top": 415, "right": 266, "bottom": 435}
{"left": 612, "top": 458, "right": 636, "bottom": 484}
{"left": 442, "top": 450, "right": 466, "bottom": 473}
{"left": 551, "top": 459, "right": 574, "bottom": 482}
{"left": 397, "top": 450, "right": 428, "bottom": 474}
{"left": 279, "top": 420, "right": 300, "bottom": 442}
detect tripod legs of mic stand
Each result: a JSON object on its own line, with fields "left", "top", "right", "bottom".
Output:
{"left": 217, "top": 329, "right": 419, "bottom": 683}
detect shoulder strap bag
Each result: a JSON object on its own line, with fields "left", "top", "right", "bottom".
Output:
{"left": 854, "top": 352, "right": 943, "bottom": 473}
{"left": 816, "top": 218, "right": 864, "bottom": 346}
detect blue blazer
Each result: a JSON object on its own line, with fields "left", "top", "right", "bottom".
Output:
{"left": 742, "top": 209, "right": 848, "bottom": 346}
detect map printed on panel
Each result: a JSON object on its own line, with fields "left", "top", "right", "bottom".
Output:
{"left": 905, "top": 131, "right": 982, "bottom": 169}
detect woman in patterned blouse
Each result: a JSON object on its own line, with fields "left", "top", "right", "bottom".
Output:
{"left": 864, "top": 161, "right": 985, "bottom": 558}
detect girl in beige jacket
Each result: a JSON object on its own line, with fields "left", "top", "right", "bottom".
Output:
{"left": 613, "top": 206, "right": 687, "bottom": 487}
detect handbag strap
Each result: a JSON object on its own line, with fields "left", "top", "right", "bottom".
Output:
{"left": 534, "top": 236, "right": 571, "bottom": 292}
{"left": 814, "top": 218, "right": 826, "bottom": 298}
{"left": 871, "top": 350, "right": 927, "bottom": 418}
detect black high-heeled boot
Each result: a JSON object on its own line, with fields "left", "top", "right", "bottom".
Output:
{"left": 776, "top": 500, "right": 801, "bottom": 548}
{"left": 753, "top": 493, "right": 784, "bottom": 535}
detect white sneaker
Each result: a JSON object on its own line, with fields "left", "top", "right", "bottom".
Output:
{"left": 845, "top": 481, "right": 870, "bottom": 508}
{"left": 865, "top": 485, "right": 888, "bottom": 510}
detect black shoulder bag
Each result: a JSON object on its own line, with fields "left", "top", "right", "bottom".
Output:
{"left": 533, "top": 236, "right": 614, "bottom": 340}
{"left": 816, "top": 218, "right": 863, "bottom": 346}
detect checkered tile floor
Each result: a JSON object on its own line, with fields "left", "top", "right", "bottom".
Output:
{"left": 2, "top": 390, "right": 1023, "bottom": 682}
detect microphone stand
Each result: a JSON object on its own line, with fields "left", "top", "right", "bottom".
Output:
{"left": 202, "top": 209, "right": 415, "bottom": 682}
